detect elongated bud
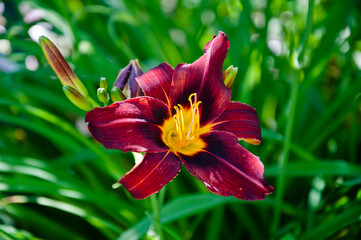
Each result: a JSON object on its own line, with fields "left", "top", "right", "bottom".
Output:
{"left": 222, "top": 65, "right": 238, "bottom": 89}
{"left": 63, "top": 85, "right": 93, "bottom": 111}
{"left": 97, "top": 88, "right": 109, "bottom": 105}
{"left": 100, "top": 77, "right": 108, "bottom": 91}
{"left": 39, "top": 36, "right": 89, "bottom": 97}
{"left": 111, "top": 86, "right": 126, "bottom": 102}
{"left": 113, "top": 59, "right": 143, "bottom": 98}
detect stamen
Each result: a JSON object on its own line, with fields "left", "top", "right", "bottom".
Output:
{"left": 196, "top": 102, "right": 201, "bottom": 137}
{"left": 164, "top": 93, "right": 203, "bottom": 153}
{"left": 173, "top": 106, "right": 180, "bottom": 128}
{"left": 174, "top": 105, "right": 184, "bottom": 145}
{"left": 186, "top": 110, "right": 195, "bottom": 139}
{"left": 173, "top": 115, "right": 179, "bottom": 132}
{"left": 177, "top": 104, "right": 185, "bottom": 135}
{"left": 186, "top": 93, "right": 201, "bottom": 140}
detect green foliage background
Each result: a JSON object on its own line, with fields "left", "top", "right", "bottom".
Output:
{"left": 1, "top": 0, "right": 361, "bottom": 239}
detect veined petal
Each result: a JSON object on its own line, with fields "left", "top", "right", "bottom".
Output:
{"left": 212, "top": 101, "right": 262, "bottom": 144}
{"left": 119, "top": 151, "right": 181, "bottom": 199}
{"left": 169, "top": 32, "right": 231, "bottom": 124}
{"left": 180, "top": 131, "right": 273, "bottom": 200}
{"left": 135, "top": 62, "right": 174, "bottom": 106}
{"left": 86, "top": 97, "right": 169, "bottom": 153}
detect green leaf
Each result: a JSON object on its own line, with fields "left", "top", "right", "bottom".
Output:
{"left": 301, "top": 203, "right": 361, "bottom": 240}
{"left": 266, "top": 161, "right": 361, "bottom": 177}
{"left": 119, "top": 194, "right": 276, "bottom": 240}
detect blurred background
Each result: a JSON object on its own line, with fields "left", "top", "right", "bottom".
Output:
{"left": 1, "top": 0, "right": 361, "bottom": 239}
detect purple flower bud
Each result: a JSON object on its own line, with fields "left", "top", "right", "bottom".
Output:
{"left": 113, "top": 59, "right": 143, "bottom": 99}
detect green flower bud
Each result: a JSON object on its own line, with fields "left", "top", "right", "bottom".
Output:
{"left": 111, "top": 86, "right": 126, "bottom": 102}
{"left": 39, "top": 36, "right": 89, "bottom": 97}
{"left": 100, "top": 77, "right": 108, "bottom": 91}
{"left": 222, "top": 65, "right": 238, "bottom": 89}
{"left": 97, "top": 88, "right": 109, "bottom": 105}
{"left": 63, "top": 85, "right": 94, "bottom": 111}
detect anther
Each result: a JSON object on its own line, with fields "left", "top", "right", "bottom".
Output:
{"left": 188, "top": 93, "right": 197, "bottom": 102}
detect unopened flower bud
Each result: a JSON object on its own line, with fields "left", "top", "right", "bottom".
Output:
{"left": 63, "top": 85, "right": 94, "bottom": 111}
{"left": 113, "top": 59, "right": 143, "bottom": 98}
{"left": 97, "top": 88, "right": 109, "bottom": 105}
{"left": 100, "top": 77, "right": 108, "bottom": 91}
{"left": 111, "top": 86, "right": 126, "bottom": 102}
{"left": 222, "top": 65, "right": 238, "bottom": 89}
{"left": 39, "top": 36, "right": 89, "bottom": 97}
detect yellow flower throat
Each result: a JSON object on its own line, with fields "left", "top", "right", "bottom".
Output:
{"left": 161, "top": 93, "right": 209, "bottom": 156}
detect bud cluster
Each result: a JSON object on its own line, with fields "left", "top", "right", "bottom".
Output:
{"left": 39, "top": 36, "right": 144, "bottom": 111}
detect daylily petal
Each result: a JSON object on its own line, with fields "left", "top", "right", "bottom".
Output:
{"left": 212, "top": 101, "right": 262, "bottom": 144}
{"left": 180, "top": 131, "right": 273, "bottom": 200}
{"left": 119, "top": 151, "right": 181, "bottom": 199}
{"left": 135, "top": 62, "right": 174, "bottom": 106}
{"left": 86, "top": 97, "right": 169, "bottom": 152}
{"left": 169, "top": 32, "right": 231, "bottom": 124}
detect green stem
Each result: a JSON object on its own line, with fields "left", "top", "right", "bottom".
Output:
{"left": 150, "top": 192, "right": 163, "bottom": 240}
{"left": 271, "top": 71, "right": 300, "bottom": 239}
{"left": 298, "top": 0, "right": 315, "bottom": 65}
{"left": 271, "top": 1, "right": 314, "bottom": 238}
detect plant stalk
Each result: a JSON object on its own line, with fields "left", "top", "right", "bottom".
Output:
{"left": 150, "top": 192, "right": 163, "bottom": 240}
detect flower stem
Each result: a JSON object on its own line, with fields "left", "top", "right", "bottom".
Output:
{"left": 271, "top": 0, "right": 314, "bottom": 238}
{"left": 298, "top": 0, "right": 315, "bottom": 65}
{"left": 271, "top": 70, "right": 300, "bottom": 239}
{"left": 150, "top": 191, "right": 164, "bottom": 240}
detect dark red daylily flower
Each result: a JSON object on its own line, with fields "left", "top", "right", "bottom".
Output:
{"left": 86, "top": 32, "right": 273, "bottom": 200}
